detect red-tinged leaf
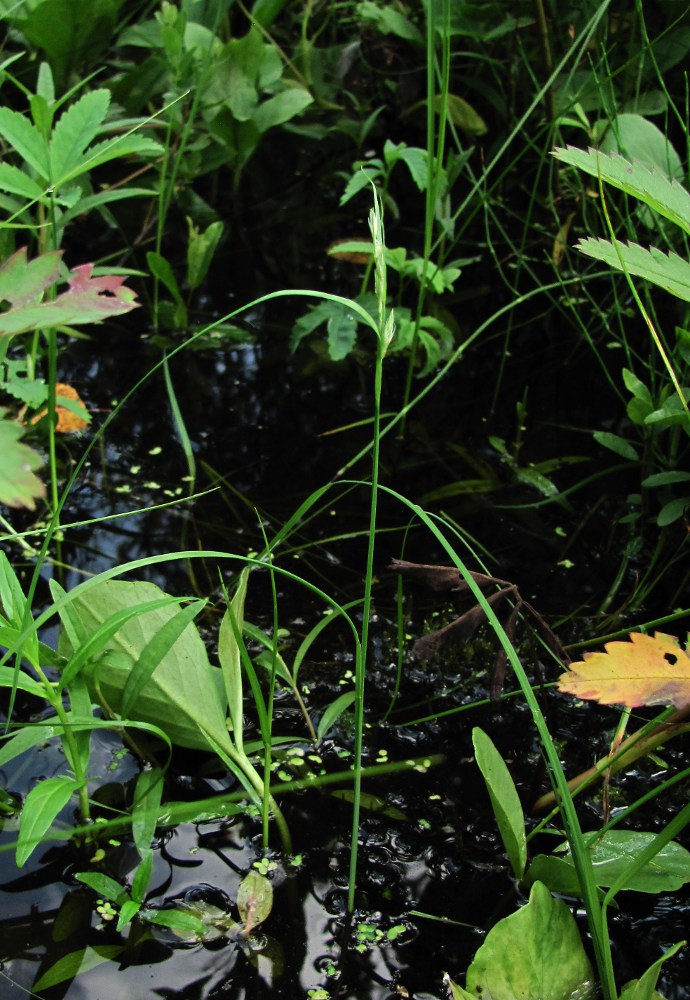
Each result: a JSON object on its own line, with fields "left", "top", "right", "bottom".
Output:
{"left": 0, "top": 251, "right": 139, "bottom": 338}
{"left": 557, "top": 632, "right": 690, "bottom": 709}
{"left": 0, "top": 247, "right": 62, "bottom": 307}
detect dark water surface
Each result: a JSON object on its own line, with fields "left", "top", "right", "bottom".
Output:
{"left": 2, "top": 239, "right": 690, "bottom": 999}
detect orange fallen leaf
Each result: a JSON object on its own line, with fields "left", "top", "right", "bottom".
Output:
{"left": 30, "top": 383, "right": 89, "bottom": 433}
{"left": 557, "top": 632, "right": 690, "bottom": 710}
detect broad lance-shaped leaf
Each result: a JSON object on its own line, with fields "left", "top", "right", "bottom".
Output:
{"left": 551, "top": 145, "right": 690, "bottom": 237}
{"left": 0, "top": 249, "right": 139, "bottom": 339}
{"left": 56, "top": 579, "right": 230, "bottom": 753}
{"left": 558, "top": 631, "right": 690, "bottom": 709}
{"left": 447, "top": 881, "right": 594, "bottom": 1000}
{"left": 576, "top": 238, "right": 690, "bottom": 304}
{"left": 472, "top": 727, "right": 526, "bottom": 880}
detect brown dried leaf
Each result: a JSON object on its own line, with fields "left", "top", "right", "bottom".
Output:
{"left": 558, "top": 632, "right": 690, "bottom": 709}
{"left": 30, "top": 383, "right": 89, "bottom": 433}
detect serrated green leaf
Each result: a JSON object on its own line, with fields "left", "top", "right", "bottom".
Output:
{"left": 49, "top": 89, "right": 110, "bottom": 183}
{"left": 397, "top": 146, "right": 429, "bottom": 191}
{"left": 472, "top": 727, "right": 526, "bottom": 880}
{"left": 327, "top": 308, "right": 357, "bottom": 360}
{"left": 576, "top": 238, "right": 690, "bottom": 304}
{"left": 596, "top": 113, "right": 683, "bottom": 180}
{"left": 0, "top": 411, "right": 46, "bottom": 511}
{"left": 58, "top": 133, "right": 163, "bottom": 186}
{"left": 17, "top": 774, "right": 80, "bottom": 866}
{"left": 0, "top": 162, "right": 47, "bottom": 201}
{"left": 552, "top": 145, "right": 690, "bottom": 236}
{"left": 357, "top": 1, "right": 424, "bottom": 44}
{"left": 0, "top": 106, "right": 49, "bottom": 177}
{"left": 0, "top": 246, "right": 62, "bottom": 307}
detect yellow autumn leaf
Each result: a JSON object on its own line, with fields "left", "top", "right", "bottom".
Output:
{"left": 558, "top": 631, "right": 690, "bottom": 709}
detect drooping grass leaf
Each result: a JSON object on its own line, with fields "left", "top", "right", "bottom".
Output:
{"left": 447, "top": 881, "right": 594, "bottom": 1000}
{"left": 0, "top": 723, "right": 59, "bottom": 768}
{"left": 219, "top": 568, "right": 250, "bottom": 753}
{"left": 552, "top": 146, "right": 690, "bottom": 236}
{"left": 17, "top": 774, "right": 81, "bottom": 866}
{"left": 618, "top": 942, "right": 685, "bottom": 1000}
{"left": 33, "top": 945, "right": 124, "bottom": 992}
{"left": 317, "top": 690, "right": 355, "bottom": 740}
{"left": 121, "top": 600, "right": 207, "bottom": 715}
{"left": 132, "top": 767, "right": 164, "bottom": 862}
{"left": 472, "top": 727, "right": 526, "bottom": 880}
{"left": 576, "top": 239, "right": 690, "bottom": 304}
